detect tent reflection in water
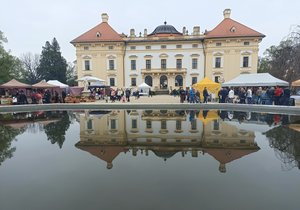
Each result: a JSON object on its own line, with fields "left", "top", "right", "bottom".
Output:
{"left": 192, "top": 77, "right": 221, "bottom": 99}
{"left": 198, "top": 110, "right": 219, "bottom": 125}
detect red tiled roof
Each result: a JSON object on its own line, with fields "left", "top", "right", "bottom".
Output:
{"left": 71, "top": 22, "right": 123, "bottom": 43}
{"left": 205, "top": 18, "right": 265, "bottom": 39}
{"left": 205, "top": 148, "right": 259, "bottom": 164}
{"left": 76, "top": 145, "right": 128, "bottom": 164}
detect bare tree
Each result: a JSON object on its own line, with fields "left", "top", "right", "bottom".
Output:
{"left": 20, "top": 52, "right": 41, "bottom": 84}
{"left": 258, "top": 25, "right": 300, "bottom": 83}
{"left": 66, "top": 61, "right": 78, "bottom": 86}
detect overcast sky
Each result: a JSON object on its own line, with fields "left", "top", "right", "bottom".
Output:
{"left": 1, "top": 0, "right": 299, "bottom": 62}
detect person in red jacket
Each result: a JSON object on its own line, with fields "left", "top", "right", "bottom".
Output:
{"left": 274, "top": 86, "right": 283, "bottom": 105}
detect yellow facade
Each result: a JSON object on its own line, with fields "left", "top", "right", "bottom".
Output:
{"left": 204, "top": 38, "right": 261, "bottom": 83}
{"left": 75, "top": 43, "right": 125, "bottom": 87}
{"left": 71, "top": 9, "right": 264, "bottom": 88}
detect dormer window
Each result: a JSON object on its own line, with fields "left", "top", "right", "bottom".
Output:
{"left": 96, "top": 32, "right": 101, "bottom": 37}
{"left": 230, "top": 27, "right": 236, "bottom": 33}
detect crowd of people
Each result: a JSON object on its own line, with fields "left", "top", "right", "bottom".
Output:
{"left": 88, "top": 87, "right": 153, "bottom": 103}
{"left": 173, "top": 86, "right": 293, "bottom": 106}
{"left": 3, "top": 89, "right": 67, "bottom": 104}
{"left": 1, "top": 85, "right": 294, "bottom": 106}
{"left": 218, "top": 86, "right": 292, "bottom": 105}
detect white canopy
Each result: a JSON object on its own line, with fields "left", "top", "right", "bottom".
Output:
{"left": 222, "top": 73, "right": 289, "bottom": 87}
{"left": 138, "top": 82, "right": 151, "bottom": 95}
{"left": 47, "top": 80, "right": 69, "bottom": 88}
{"left": 77, "top": 76, "right": 105, "bottom": 82}
{"left": 138, "top": 82, "right": 151, "bottom": 88}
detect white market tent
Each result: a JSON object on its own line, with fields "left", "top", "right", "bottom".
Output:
{"left": 138, "top": 82, "right": 151, "bottom": 95}
{"left": 77, "top": 76, "right": 105, "bottom": 91}
{"left": 47, "top": 80, "right": 69, "bottom": 88}
{"left": 77, "top": 76, "right": 105, "bottom": 82}
{"left": 222, "top": 73, "right": 289, "bottom": 87}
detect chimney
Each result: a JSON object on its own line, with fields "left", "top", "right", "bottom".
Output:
{"left": 101, "top": 13, "right": 109, "bottom": 22}
{"left": 193, "top": 26, "right": 200, "bottom": 35}
{"left": 130, "top": 29, "right": 135, "bottom": 37}
{"left": 144, "top": 29, "right": 147, "bottom": 37}
{"left": 182, "top": 27, "right": 186, "bottom": 34}
{"left": 223, "top": 9, "right": 231, "bottom": 19}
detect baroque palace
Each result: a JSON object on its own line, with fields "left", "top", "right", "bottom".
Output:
{"left": 71, "top": 9, "right": 265, "bottom": 91}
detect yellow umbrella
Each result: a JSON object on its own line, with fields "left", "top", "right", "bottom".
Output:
{"left": 192, "top": 77, "right": 221, "bottom": 97}
{"left": 198, "top": 110, "right": 219, "bottom": 125}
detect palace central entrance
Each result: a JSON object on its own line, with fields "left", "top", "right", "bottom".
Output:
{"left": 160, "top": 75, "right": 168, "bottom": 89}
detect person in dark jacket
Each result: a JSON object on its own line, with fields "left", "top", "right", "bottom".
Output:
{"left": 203, "top": 87, "right": 209, "bottom": 103}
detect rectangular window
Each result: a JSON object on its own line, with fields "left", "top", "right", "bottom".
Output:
{"left": 146, "top": 46, "right": 151, "bottom": 49}
{"left": 87, "top": 119, "right": 93, "bottom": 130}
{"left": 215, "top": 76, "right": 220, "bottom": 83}
{"left": 131, "top": 60, "right": 136, "bottom": 70}
{"left": 191, "top": 120, "right": 197, "bottom": 130}
{"left": 192, "top": 77, "right": 197, "bottom": 85}
{"left": 146, "top": 59, "right": 151, "bottom": 70}
{"left": 161, "top": 59, "right": 167, "bottom": 69}
{"left": 216, "top": 42, "right": 222, "bottom": 46}
{"left": 215, "top": 57, "right": 221, "bottom": 68}
{"left": 131, "top": 78, "right": 136, "bottom": 86}
{"left": 132, "top": 119, "right": 137, "bottom": 129}
{"left": 84, "top": 46, "right": 89, "bottom": 50}
{"left": 109, "top": 60, "right": 115, "bottom": 70}
{"left": 161, "top": 120, "right": 167, "bottom": 129}
{"left": 244, "top": 41, "right": 250, "bottom": 46}
{"left": 161, "top": 45, "right": 166, "bottom": 49}
{"left": 130, "top": 46, "right": 136, "bottom": 50}
{"left": 176, "top": 120, "right": 182, "bottom": 130}
{"left": 108, "top": 46, "right": 114, "bottom": 50}
{"left": 176, "top": 59, "right": 182, "bottom": 69}
{"left": 192, "top": 44, "right": 198, "bottom": 48}
{"left": 243, "top": 56, "right": 249, "bottom": 67}
{"left": 110, "top": 78, "right": 115, "bottom": 86}
{"left": 176, "top": 45, "right": 182, "bottom": 49}
{"left": 146, "top": 120, "right": 152, "bottom": 129}
{"left": 111, "top": 119, "right": 116, "bottom": 130}
{"left": 192, "top": 58, "right": 198, "bottom": 69}
{"left": 84, "top": 60, "right": 90, "bottom": 70}
{"left": 213, "top": 120, "right": 219, "bottom": 130}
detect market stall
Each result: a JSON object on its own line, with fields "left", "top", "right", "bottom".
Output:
{"left": 0, "top": 79, "right": 32, "bottom": 105}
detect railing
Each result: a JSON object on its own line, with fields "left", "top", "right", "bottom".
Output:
{"left": 141, "top": 68, "right": 187, "bottom": 74}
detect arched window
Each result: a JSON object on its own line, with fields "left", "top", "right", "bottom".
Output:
{"left": 175, "top": 75, "right": 183, "bottom": 87}
{"left": 160, "top": 75, "right": 168, "bottom": 89}
{"left": 145, "top": 75, "right": 153, "bottom": 86}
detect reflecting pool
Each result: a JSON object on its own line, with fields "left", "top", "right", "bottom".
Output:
{"left": 0, "top": 110, "right": 300, "bottom": 210}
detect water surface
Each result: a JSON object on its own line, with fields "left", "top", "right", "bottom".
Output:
{"left": 0, "top": 110, "right": 299, "bottom": 210}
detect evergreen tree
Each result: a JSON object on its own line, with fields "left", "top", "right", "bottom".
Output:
{"left": 37, "top": 38, "right": 67, "bottom": 83}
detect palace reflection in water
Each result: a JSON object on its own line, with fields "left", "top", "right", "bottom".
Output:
{"left": 75, "top": 110, "right": 260, "bottom": 173}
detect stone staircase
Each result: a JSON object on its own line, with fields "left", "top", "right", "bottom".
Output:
{"left": 154, "top": 89, "right": 170, "bottom": 95}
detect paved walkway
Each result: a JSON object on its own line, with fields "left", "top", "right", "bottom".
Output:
{"left": 95, "top": 95, "right": 187, "bottom": 104}
{"left": 1, "top": 95, "right": 300, "bottom": 116}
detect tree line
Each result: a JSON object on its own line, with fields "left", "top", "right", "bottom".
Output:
{"left": 0, "top": 30, "right": 77, "bottom": 85}
{"left": 258, "top": 25, "right": 300, "bottom": 83}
